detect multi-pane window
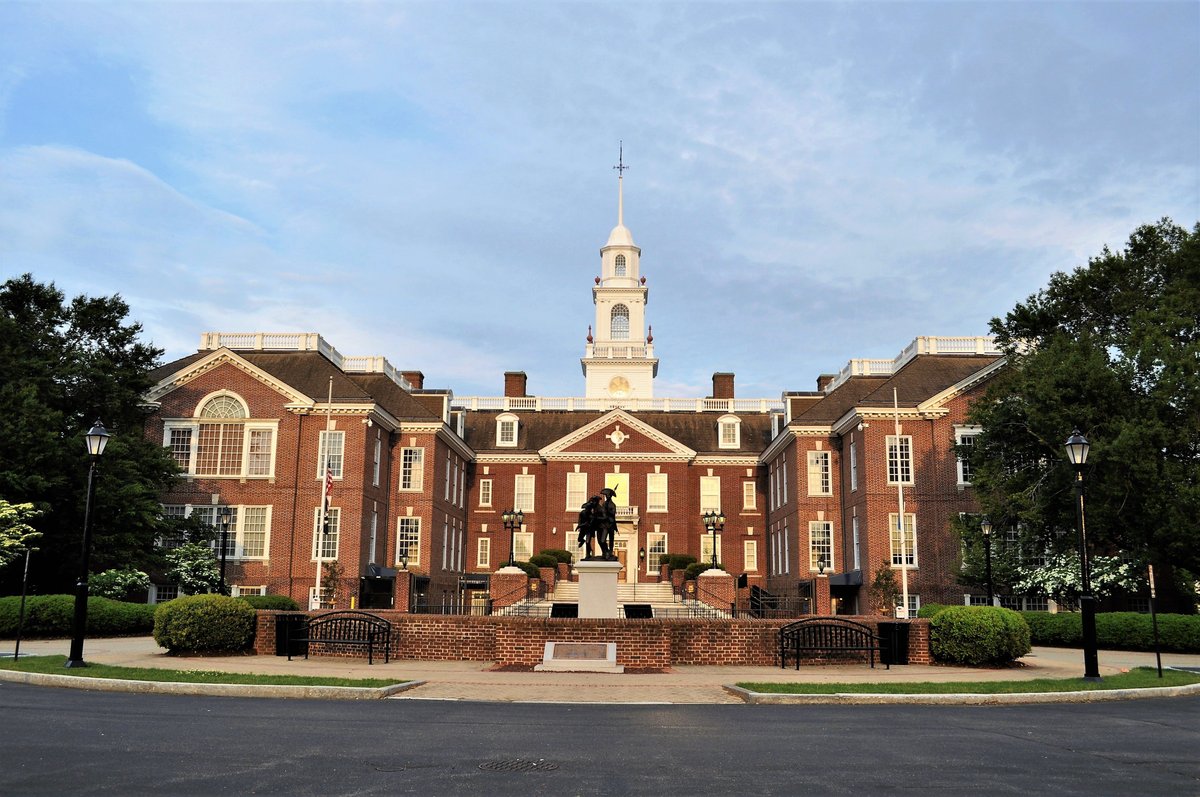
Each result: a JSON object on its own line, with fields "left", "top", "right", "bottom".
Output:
{"left": 247, "top": 429, "right": 273, "bottom": 476}
{"left": 151, "top": 584, "right": 179, "bottom": 603}
{"left": 312, "top": 507, "right": 339, "bottom": 560}
{"left": 318, "top": 431, "right": 344, "bottom": 479}
{"left": 168, "top": 428, "right": 192, "bottom": 469}
{"left": 849, "top": 440, "right": 858, "bottom": 491}
{"left": 397, "top": 518, "right": 421, "bottom": 566}
{"left": 479, "top": 479, "right": 493, "bottom": 507}
{"left": 742, "top": 481, "right": 756, "bottom": 510}
{"left": 700, "top": 533, "right": 722, "bottom": 565}
{"left": 165, "top": 395, "right": 276, "bottom": 478}
{"left": 889, "top": 512, "right": 917, "bottom": 567}
{"left": 719, "top": 416, "right": 740, "bottom": 449}
{"left": 744, "top": 540, "right": 758, "bottom": 572}
{"left": 497, "top": 415, "right": 518, "bottom": 447}
{"left": 700, "top": 476, "right": 721, "bottom": 513}
{"left": 610, "top": 304, "right": 630, "bottom": 340}
{"left": 646, "top": 532, "right": 667, "bottom": 572}
{"left": 513, "top": 532, "right": 534, "bottom": 561}
{"left": 852, "top": 515, "right": 861, "bottom": 570}
{"left": 158, "top": 505, "right": 188, "bottom": 549}
{"left": 647, "top": 473, "right": 667, "bottom": 513}
{"left": 566, "top": 472, "right": 588, "bottom": 510}
{"left": 240, "top": 506, "right": 269, "bottom": 558}
{"left": 162, "top": 504, "right": 268, "bottom": 559}
{"left": 196, "top": 424, "right": 244, "bottom": 475}
{"left": 809, "top": 520, "right": 833, "bottom": 571}
{"left": 614, "top": 253, "right": 627, "bottom": 276}
{"left": 477, "top": 538, "right": 491, "bottom": 568}
{"left": 514, "top": 474, "right": 535, "bottom": 513}
{"left": 886, "top": 435, "right": 914, "bottom": 485}
{"left": 956, "top": 429, "right": 979, "bottom": 485}
{"left": 807, "top": 451, "right": 831, "bottom": 496}
{"left": 372, "top": 434, "right": 381, "bottom": 487}
{"left": 400, "top": 448, "right": 424, "bottom": 491}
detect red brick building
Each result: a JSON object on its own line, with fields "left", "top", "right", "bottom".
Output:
{"left": 143, "top": 175, "right": 1004, "bottom": 615}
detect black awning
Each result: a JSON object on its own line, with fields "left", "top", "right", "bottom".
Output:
{"left": 365, "top": 564, "right": 398, "bottom": 579}
{"left": 828, "top": 569, "right": 863, "bottom": 587}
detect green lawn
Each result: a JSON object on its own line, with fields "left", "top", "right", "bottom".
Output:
{"left": 0, "top": 656, "right": 397, "bottom": 688}
{"left": 738, "top": 667, "right": 1200, "bottom": 695}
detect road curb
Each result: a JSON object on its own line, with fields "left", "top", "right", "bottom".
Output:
{"left": 0, "top": 668, "right": 425, "bottom": 700}
{"left": 725, "top": 681, "right": 1200, "bottom": 705}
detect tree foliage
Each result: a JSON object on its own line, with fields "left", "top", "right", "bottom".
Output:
{"left": 965, "top": 219, "right": 1199, "bottom": 608}
{"left": 0, "top": 500, "right": 43, "bottom": 570}
{"left": 164, "top": 544, "right": 221, "bottom": 596}
{"left": 0, "top": 275, "right": 179, "bottom": 593}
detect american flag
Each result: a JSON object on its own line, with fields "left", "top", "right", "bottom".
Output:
{"left": 324, "top": 466, "right": 333, "bottom": 508}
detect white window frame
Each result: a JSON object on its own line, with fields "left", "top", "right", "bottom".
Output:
{"left": 312, "top": 507, "right": 340, "bottom": 561}
{"left": 742, "top": 481, "right": 756, "bottom": 510}
{"left": 496, "top": 413, "right": 519, "bottom": 448}
{"left": 886, "top": 435, "right": 914, "bottom": 486}
{"left": 744, "top": 539, "right": 758, "bottom": 572}
{"left": 645, "top": 532, "right": 667, "bottom": 573}
{"left": 647, "top": 473, "right": 668, "bottom": 513}
{"left": 614, "top": 253, "right": 627, "bottom": 276}
{"left": 397, "top": 517, "right": 421, "bottom": 567}
{"left": 808, "top": 520, "right": 833, "bottom": 571}
{"left": 163, "top": 417, "right": 278, "bottom": 479}
{"left": 700, "top": 476, "right": 721, "bottom": 513}
{"left": 514, "top": 474, "right": 535, "bottom": 513}
{"left": 372, "top": 432, "right": 382, "bottom": 487}
{"left": 150, "top": 583, "right": 180, "bottom": 604}
{"left": 852, "top": 515, "right": 861, "bottom": 570}
{"left": 318, "top": 430, "right": 345, "bottom": 480}
{"left": 807, "top": 450, "right": 832, "bottom": 496}
{"left": 718, "top": 415, "right": 741, "bottom": 449}
{"left": 399, "top": 447, "right": 424, "bottom": 491}
{"left": 163, "top": 504, "right": 269, "bottom": 560}
{"left": 700, "top": 533, "right": 723, "bottom": 566}
{"left": 230, "top": 585, "right": 265, "bottom": 597}
{"left": 889, "top": 512, "right": 917, "bottom": 568}
{"left": 849, "top": 440, "right": 858, "bottom": 491}
{"left": 477, "top": 537, "right": 491, "bottom": 568}
{"left": 956, "top": 426, "right": 981, "bottom": 486}
{"left": 610, "top": 304, "right": 630, "bottom": 340}
{"left": 479, "top": 478, "right": 493, "bottom": 507}
{"left": 566, "top": 472, "right": 589, "bottom": 511}
{"left": 513, "top": 531, "right": 534, "bottom": 561}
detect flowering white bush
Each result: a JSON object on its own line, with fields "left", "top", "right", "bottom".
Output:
{"left": 1014, "top": 551, "right": 1142, "bottom": 602}
{"left": 89, "top": 568, "right": 151, "bottom": 599}
{"left": 165, "top": 543, "right": 221, "bottom": 595}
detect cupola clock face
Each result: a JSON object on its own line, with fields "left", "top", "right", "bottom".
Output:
{"left": 608, "top": 375, "right": 630, "bottom": 397}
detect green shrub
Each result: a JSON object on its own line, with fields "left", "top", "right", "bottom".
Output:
{"left": 930, "top": 606, "right": 1032, "bottom": 665}
{"left": 685, "top": 562, "right": 724, "bottom": 580}
{"left": 666, "top": 554, "right": 698, "bottom": 572}
{"left": 1020, "top": 611, "right": 1080, "bottom": 646}
{"left": 1019, "top": 611, "right": 1200, "bottom": 653}
{"left": 539, "top": 549, "right": 574, "bottom": 565}
{"left": 153, "top": 594, "right": 257, "bottom": 653}
{"left": 510, "top": 561, "right": 540, "bottom": 579}
{"left": 238, "top": 594, "right": 300, "bottom": 611}
{"left": 916, "top": 603, "right": 952, "bottom": 619}
{"left": 529, "top": 553, "right": 559, "bottom": 569}
{"left": 0, "top": 595, "right": 155, "bottom": 638}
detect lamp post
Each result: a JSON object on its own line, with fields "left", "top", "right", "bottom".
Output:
{"left": 701, "top": 510, "right": 725, "bottom": 569}
{"left": 216, "top": 505, "right": 233, "bottom": 596}
{"left": 980, "top": 516, "right": 994, "bottom": 606}
{"left": 66, "top": 420, "right": 110, "bottom": 669}
{"left": 1066, "top": 429, "right": 1101, "bottom": 681}
{"left": 502, "top": 508, "right": 524, "bottom": 567}
{"left": 817, "top": 556, "right": 827, "bottom": 576}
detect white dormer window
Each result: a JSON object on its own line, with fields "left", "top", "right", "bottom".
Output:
{"left": 610, "top": 304, "right": 630, "bottom": 340}
{"left": 614, "top": 254, "right": 627, "bottom": 276}
{"left": 718, "top": 414, "right": 741, "bottom": 449}
{"left": 496, "top": 413, "right": 518, "bottom": 447}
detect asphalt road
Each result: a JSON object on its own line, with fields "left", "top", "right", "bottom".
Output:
{"left": 2, "top": 684, "right": 1197, "bottom": 795}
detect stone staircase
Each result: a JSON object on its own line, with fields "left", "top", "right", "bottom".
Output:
{"left": 504, "top": 580, "right": 728, "bottom": 619}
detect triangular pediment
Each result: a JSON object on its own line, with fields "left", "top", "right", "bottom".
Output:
{"left": 540, "top": 409, "right": 695, "bottom": 461}
{"left": 142, "top": 348, "right": 314, "bottom": 409}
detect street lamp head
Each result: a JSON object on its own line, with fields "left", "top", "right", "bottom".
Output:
{"left": 980, "top": 517, "right": 992, "bottom": 537}
{"left": 1065, "top": 429, "right": 1090, "bottom": 467}
{"left": 85, "top": 420, "right": 110, "bottom": 458}
{"left": 817, "top": 556, "right": 827, "bottom": 575}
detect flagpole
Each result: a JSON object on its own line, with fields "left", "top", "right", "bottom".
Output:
{"left": 894, "top": 388, "right": 910, "bottom": 618}
{"left": 314, "top": 376, "right": 333, "bottom": 609}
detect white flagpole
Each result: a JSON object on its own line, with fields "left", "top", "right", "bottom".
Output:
{"left": 314, "top": 376, "right": 334, "bottom": 609}
{"left": 894, "top": 387, "right": 910, "bottom": 618}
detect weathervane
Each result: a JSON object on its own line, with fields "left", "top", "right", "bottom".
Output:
{"left": 613, "top": 141, "right": 629, "bottom": 178}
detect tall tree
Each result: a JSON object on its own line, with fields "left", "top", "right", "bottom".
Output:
{"left": 0, "top": 275, "right": 180, "bottom": 594}
{"left": 965, "top": 219, "right": 1200, "bottom": 609}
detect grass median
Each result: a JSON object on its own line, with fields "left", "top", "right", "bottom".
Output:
{"left": 737, "top": 667, "right": 1200, "bottom": 695}
{"left": 0, "top": 656, "right": 397, "bottom": 688}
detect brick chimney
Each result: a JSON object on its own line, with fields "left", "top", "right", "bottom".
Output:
{"left": 401, "top": 370, "right": 424, "bottom": 390}
{"left": 817, "top": 374, "right": 837, "bottom": 392}
{"left": 711, "top": 372, "right": 735, "bottom": 400}
{"left": 504, "top": 371, "right": 528, "bottom": 398}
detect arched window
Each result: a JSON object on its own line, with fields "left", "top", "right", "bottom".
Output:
{"left": 614, "top": 254, "right": 627, "bottom": 276}
{"left": 496, "top": 413, "right": 519, "bottom": 447}
{"left": 165, "top": 392, "right": 276, "bottom": 478}
{"left": 200, "top": 394, "right": 247, "bottom": 419}
{"left": 611, "top": 304, "right": 630, "bottom": 340}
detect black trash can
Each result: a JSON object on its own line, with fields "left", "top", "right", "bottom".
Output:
{"left": 877, "top": 621, "right": 910, "bottom": 666}
{"left": 275, "top": 613, "right": 308, "bottom": 657}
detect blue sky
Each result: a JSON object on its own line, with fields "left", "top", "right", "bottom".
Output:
{"left": 1, "top": 2, "right": 1196, "bottom": 398}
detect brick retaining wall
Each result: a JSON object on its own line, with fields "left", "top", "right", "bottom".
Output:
{"left": 257, "top": 611, "right": 931, "bottom": 667}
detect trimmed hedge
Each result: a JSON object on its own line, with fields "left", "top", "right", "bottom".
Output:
{"left": 529, "top": 553, "right": 559, "bottom": 569}
{"left": 916, "top": 603, "right": 952, "bottom": 619}
{"left": 664, "top": 554, "right": 698, "bottom": 572}
{"left": 539, "top": 549, "right": 574, "bottom": 565}
{"left": 1020, "top": 611, "right": 1200, "bottom": 653}
{"left": 685, "top": 562, "right": 724, "bottom": 580}
{"left": 930, "top": 606, "right": 1032, "bottom": 666}
{"left": 0, "top": 595, "right": 156, "bottom": 638}
{"left": 153, "top": 594, "right": 257, "bottom": 653}
{"left": 238, "top": 594, "right": 300, "bottom": 611}
{"left": 511, "top": 561, "right": 541, "bottom": 579}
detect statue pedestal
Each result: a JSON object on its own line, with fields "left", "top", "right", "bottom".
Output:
{"left": 574, "top": 560, "right": 623, "bottom": 618}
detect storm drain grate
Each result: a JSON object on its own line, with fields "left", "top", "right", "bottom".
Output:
{"left": 478, "top": 759, "right": 560, "bottom": 773}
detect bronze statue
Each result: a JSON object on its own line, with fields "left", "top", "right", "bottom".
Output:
{"left": 576, "top": 487, "right": 619, "bottom": 561}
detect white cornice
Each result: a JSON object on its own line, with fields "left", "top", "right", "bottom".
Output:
{"left": 919, "top": 357, "right": 1007, "bottom": 412}
{"left": 539, "top": 409, "right": 697, "bottom": 460}
{"left": 474, "top": 454, "right": 545, "bottom": 465}
{"left": 694, "top": 456, "right": 762, "bottom": 467}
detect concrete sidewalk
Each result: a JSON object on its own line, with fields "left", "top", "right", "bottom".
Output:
{"left": 4, "top": 637, "right": 1198, "bottom": 704}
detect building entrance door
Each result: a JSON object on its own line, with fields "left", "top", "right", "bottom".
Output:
{"left": 613, "top": 537, "right": 628, "bottom": 582}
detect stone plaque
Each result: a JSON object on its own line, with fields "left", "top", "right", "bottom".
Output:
{"left": 552, "top": 643, "right": 608, "bottom": 661}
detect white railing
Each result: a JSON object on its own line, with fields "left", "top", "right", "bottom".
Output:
{"left": 450, "top": 395, "right": 783, "bottom": 413}
{"left": 585, "top": 343, "right": 656, "bottom": 359}
{"left": 341, "top": 356, "right": 414, "bottom": 391}
{"left": 200, "top": 332, "right": 413, "bottom": 391}
{"left": 823, "top": 336, "right": 1000, "bottom": 394}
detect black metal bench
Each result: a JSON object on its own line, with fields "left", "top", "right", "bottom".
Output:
{"left": 286, "top": 610, "right": 392, "bottom": 665}
{"left": 778, "top": 618, "right": 888, "bottom": 670}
